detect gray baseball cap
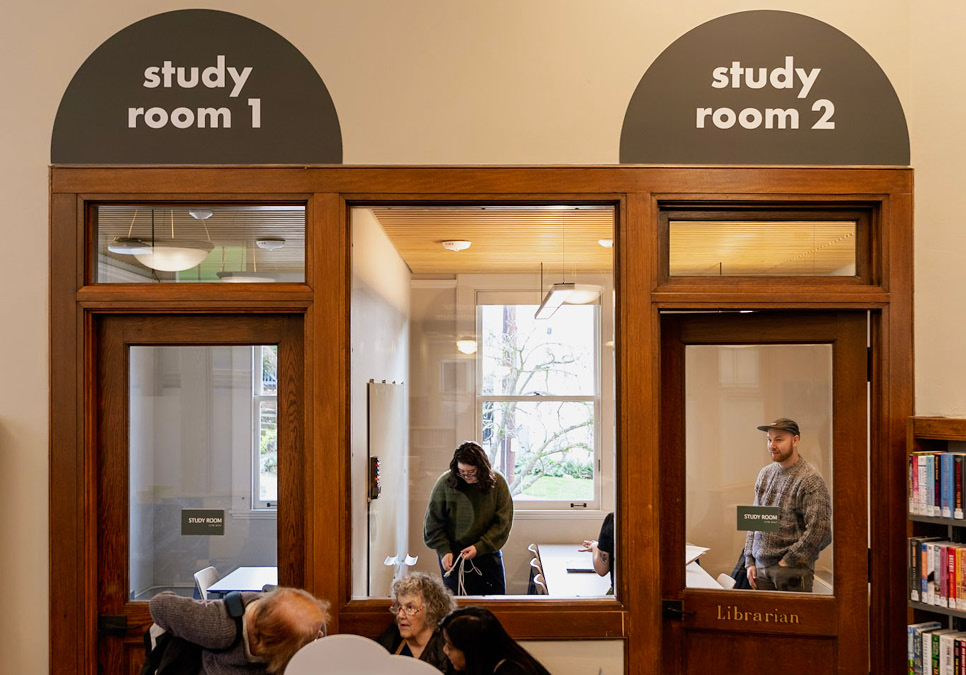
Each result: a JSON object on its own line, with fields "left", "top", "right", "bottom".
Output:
{"left": 756, "top": 418, "right": 800, "bottom": 436}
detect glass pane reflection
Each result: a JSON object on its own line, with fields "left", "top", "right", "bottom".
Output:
{"left": 685, "top": 344, "right": 833, "bottom": 594}
{"left": 128, "top": 345, "right": 277, "bottom": 601}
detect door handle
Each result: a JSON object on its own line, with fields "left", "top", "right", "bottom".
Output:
{"left": 662, "top": 599, "right": 696, "bottom": 621}
{"left": 97, "top": 614, "right": 128, "bottom": 636}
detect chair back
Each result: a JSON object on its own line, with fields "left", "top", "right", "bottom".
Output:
{"left": 532, "top": 572, "right": 549, "bottom": 595}
{"left": 193, "top": 566, "right": 220, "bottom": 600}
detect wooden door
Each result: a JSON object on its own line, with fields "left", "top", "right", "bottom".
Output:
{"left": 94, "top": 314, "right": 304, "bottom": 674}
{"left": 659, "top": 312, "right": 867, "bottom": 673}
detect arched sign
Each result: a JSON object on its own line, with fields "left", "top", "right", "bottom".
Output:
{"left": 620, "top": 10, "right": 908, "bottom": 165}
{"left": 51, "top": 9, "right": 342, "bottom": 164}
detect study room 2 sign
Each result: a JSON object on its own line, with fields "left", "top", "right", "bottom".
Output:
{"left": 620, "top": 10, "right": 908, "bottom": 165}
{"left": 51, "top": 9, "right": 342, "bottom": 164}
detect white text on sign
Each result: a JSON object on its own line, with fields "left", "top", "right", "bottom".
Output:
{"left": 697, "top": 56, "right": 834, "bottom": 131}
{"left": 128, "top": 55, "right": 260, "bottom": 129}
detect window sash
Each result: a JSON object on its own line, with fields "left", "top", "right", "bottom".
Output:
{"left": 252, "top": 346, "right": 278, "bottom": 510}
{"left": 476, "top": 301, "right": 602, "bottom": 510}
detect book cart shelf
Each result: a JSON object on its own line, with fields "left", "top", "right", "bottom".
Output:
{"left": 908, "top": 417, "right": 966, "bottom": 626}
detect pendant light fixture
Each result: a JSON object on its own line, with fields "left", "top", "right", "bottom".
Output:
{"left": 132, "top": 209, "right": 214, "bottom": 272}
{"left": 535, "top": 212, "right": 575, "bottom": 319}
{"left": 108, "top": 209, "right": 152, "bottom": 254}
{"left": 217, "top": 238, "right": 278, "bottom": 283}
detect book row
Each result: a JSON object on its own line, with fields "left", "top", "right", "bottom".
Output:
{"left": 908, "top": 622, "right": 966, "bottom": 675}
{"left": 910, "top": 451, "right": 966, "bottom": 518}
{"left": 909, "top": 537, "right": 966, "bottom": 608}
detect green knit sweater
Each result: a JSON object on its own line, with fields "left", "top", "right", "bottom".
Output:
{"left": 423, "top": 471, "right": 514, "bottom": 557}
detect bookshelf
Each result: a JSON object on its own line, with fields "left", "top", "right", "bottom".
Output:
{"left": 908, "top": 417, "right": 966, "bottom": 626}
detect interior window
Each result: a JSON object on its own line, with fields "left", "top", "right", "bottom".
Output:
{"left": 92, "top": 203, "right": 306, "bottom": 283}
{"left": 349, "top": 205, "right": 616, "bottom": 598}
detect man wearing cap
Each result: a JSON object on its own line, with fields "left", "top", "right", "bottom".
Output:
{"left": 744, "top": 418, "right": 831, "bottom": 592}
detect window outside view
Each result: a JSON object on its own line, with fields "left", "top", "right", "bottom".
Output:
{"left": 255, "top": 345, "right": 278, "bottom": 507}
{"left": 479, "top": 302, "right": 598, "bottom": 503}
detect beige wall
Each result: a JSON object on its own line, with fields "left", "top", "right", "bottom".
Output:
{"left": 3, "top": 0, "right": 956, "bottom": 671}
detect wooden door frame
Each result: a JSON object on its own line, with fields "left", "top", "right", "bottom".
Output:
{"left": 658, "top": 311, "right": 868, "bottom": 672}
{"left": 49, "top": 166, "right": 912, "bottom": 674}
{"left": 92, "top": 313, "right": 305, "bottom": 672}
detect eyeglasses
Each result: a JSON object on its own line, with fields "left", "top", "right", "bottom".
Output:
{"left": 457, "top": 469, "right": 478, "bottom": 479}
{"left": 389, "top": 603, "right": 424, "bottom": 617}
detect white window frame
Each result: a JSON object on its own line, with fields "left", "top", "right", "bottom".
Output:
{"left": 458, "top": 277, "right": 613, "bottom": 512}
{"left": 252, "top": 345, "right": 278, "bottom": 510}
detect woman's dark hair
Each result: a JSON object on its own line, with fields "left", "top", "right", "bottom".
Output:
{"left": 439, "top": 607, "right": 550, "bottom": 675}
{"left": 447, "top": 441, "right": 496, "bottom": 492}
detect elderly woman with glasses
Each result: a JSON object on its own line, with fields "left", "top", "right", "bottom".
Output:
{"left": 377, "top": 572, "right": 457, "bottom": 673}
{"left": 423, "top": 441, "right": 514, "bottom": 595}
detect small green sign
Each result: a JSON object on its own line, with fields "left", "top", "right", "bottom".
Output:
{"left": 737, "top": 505, "right": 780, "bottom": 532}
{"left": 182, "top": 509, "right": 225, "bottom": 536}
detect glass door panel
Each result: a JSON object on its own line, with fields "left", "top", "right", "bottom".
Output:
{"left": 128, "top": 345, "right": 278, "bottom": 601}
{"left": 685, "top": 344, "right": 833, "bottom": 594}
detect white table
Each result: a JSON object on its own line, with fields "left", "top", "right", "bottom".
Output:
{"left": 207, "top": 566, "right": 278, "bottom": 594}
{"left": 686, "top": 561, "right": 723, "bottom": 589}
{"left": 537, "top": 544, "right": 613, "bottom": 597}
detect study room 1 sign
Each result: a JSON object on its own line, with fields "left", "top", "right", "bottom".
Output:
{"left": 620, "top": 10, "right": 908, "bottom": 165}
{"left": 51, "top": 9, "right": 342, "bottom": 164}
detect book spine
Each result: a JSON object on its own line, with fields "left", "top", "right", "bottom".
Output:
{"left": 956, "top": 455, "right": 964, "bottom": 519}
{"left": 943, "top": 453, "right": 954, "bottom": 518}
{"left": 909, "top": 537, "right": 922, "bottom": 602}
{"left": 944, "top": 545, "right": 951, "bottom": 607}
{"left": 959, "top": 548, "right": 966, "bottom": 611}
{"left": 912, "top": 453, "right": 919, "bottom": 515}
{"left": 949, "top": 546, "right": 957, "bottom": 610}
{"left": 937, "top": 454, "right": 943, "bottom": 517}
{"left": 921, "top": 457, "right": 930, "bottom": 517}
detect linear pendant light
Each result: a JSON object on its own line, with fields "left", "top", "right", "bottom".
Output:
{"left": 535, "top": 281, "right": 575, "bottom": 319}
{"left": 535, "top": 212, "right": 574, "bottom": 319}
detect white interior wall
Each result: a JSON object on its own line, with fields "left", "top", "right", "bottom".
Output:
{"left": 350, "top": 208, "right": 412, "bottom": 597}
{"left": 2, "top": 1, "right": 955, "bottom": 671}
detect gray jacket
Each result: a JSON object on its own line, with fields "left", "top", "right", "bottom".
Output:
{"left": 149, "top": 591, "right": 266, "bottom": 675}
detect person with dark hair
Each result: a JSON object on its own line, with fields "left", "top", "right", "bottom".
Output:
{"left": 439, "top": 607, "right": 550, "bottom": 675}
{"left": 148, "top": 586, "right": 329, "bottom": 674}
{"left": 423, "top": 441, "right": 514, "bottom": 595}
{"left": 376, "top": 572, "right": 457, "bottom": 673}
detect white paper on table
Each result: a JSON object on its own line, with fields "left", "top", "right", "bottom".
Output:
{"left": 685, "top": 544, "right": 710, "bottom": 566}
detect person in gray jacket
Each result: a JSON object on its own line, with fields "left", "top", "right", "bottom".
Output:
{"left": 744, "top": 418, "right": 832, "bottom": 592}
{"left": 148, "top": 586, "right": 329, "bottom": 674}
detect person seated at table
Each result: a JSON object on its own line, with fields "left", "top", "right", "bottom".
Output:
{"left": 148, "top": 586, "right": 329, "bottom": 674}
{"left": 377, "top": 572, "right": 457, "bottom": 673}
{"left": 440, "top": 607, "right": 551, "bottom": 675}
{"left": 578, "top": 511, "right": 614, "bottom": 593}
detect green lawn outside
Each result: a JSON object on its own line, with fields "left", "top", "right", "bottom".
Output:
{"left": 518, "top": 475, "right": 593, "bottom": 500}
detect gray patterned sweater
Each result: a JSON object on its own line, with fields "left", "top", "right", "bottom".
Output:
{"left": 743, "top": 456, "right": 832, "bottom": 570}
{"left": 149, "top": 591, "right": 266, "bottom": 675}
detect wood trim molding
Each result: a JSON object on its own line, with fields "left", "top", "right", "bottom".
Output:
{"left": 49, "top": 165, "right": 913, "bottom": 674}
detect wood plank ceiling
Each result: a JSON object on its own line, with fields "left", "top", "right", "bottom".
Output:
{"left": 368, "top": 206, "right": 615, "bottom": 275}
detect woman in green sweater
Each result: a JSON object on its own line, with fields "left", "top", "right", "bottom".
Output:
{"left": 423, "top": 441, "right": 514, "bottom": 595}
